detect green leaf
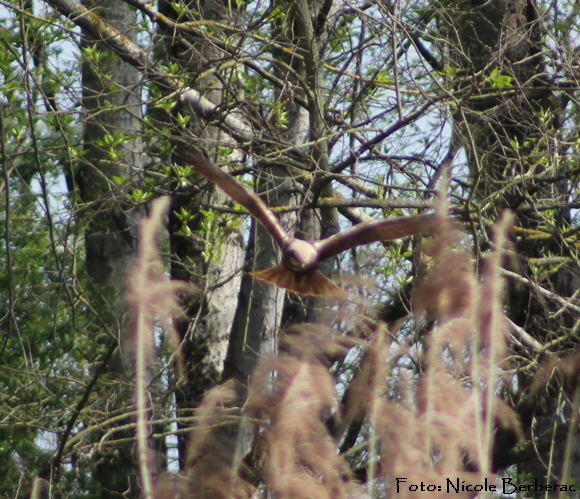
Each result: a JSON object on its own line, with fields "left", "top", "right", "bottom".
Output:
{"left": 128, "top": 188, "right": 152, "bottom": 203}
{"left": 176, "top": 112, "right": 191, "bottom": 126}
{"left": 442, "top": 65, "right": 459, "bottom": 77}
{"left": 112, "top": 175, "right": 127, "bottom": 186}
{"left": 486, "top": 68, "right": 513, "bottom": 88}
{"left": 376, "top": 71, "right": 393, "bottom": 84}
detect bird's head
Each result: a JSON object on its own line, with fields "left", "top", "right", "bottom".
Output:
{"left": 282, "top": 239, "right": 319, "bottom": 272}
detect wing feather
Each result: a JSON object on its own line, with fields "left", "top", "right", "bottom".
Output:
{"left": 251, "top": 265, "right": 346, "bottom": 298}
{"left": 178, "top": 150, "right": 291, "bottom": 248}
{"left": 314, "top": 214, "right": 440, "bottom": 262}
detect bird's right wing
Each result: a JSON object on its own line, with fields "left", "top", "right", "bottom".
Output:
{"left": 177, "top": 150, "right": 291, "bottom": 249}
{"left": 315, "top": 214, "right": 440, "bottom": 261}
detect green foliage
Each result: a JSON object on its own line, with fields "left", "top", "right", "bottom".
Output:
{"left": 0, "top": 192, "right": 90, "bottom": 495}
{"left": 169, "top": 1, "right": 187, "bottom": 17}
{"left": 128, "top": 187, "right": 153, "bottom": 203}
{"left": 375, "top": 70, "right": 393, "bottom": 85}
{"left": 95, "top": 131, "right": 133, "bottom": 161}
{"left": 82, "top": 43, "right": 106, "bottom": 65}
{"left": 268, "top": 5, "right": 286, "bottom": 21}
{"left": 194, "top": 208, "right": 241, "bottom": 264}
{"left": 271, "top": 101, "right": 288, "bottom": 129}
{"left": 442, "top": 65, "right": 459, "bottom": 78}
{"left": 486, "top": 68, "right": 514, "bottom": 88}
{"left": 172, "top": 164, "right": 194, "bottom": 186}
{"left": 176, "top": 111, "right": 191, "bottom": 127}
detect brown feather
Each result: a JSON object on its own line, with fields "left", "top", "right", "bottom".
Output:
{"left": 176, "top": 150, "right": 291, "bottom": 248}
{"left": 314, "top": 214, "right": 440, "bottom": 261}
{"left": 251, "top": 265, "right": 346, "bottom": 298}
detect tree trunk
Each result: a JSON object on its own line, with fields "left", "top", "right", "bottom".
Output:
{"left": 439, "top": 0, "right": 578, "bottom": 487}
{"left": 80, "top": 1, "right": 144, "bottom": 495}
{"left": 155, "top": 0, "right": 246, "bottom": 468}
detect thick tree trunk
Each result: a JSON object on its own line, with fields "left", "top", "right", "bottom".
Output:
{"left": 80, "top": 1, "right": 144, "bottom": 496}
{"left": 155, "top": 0, "right": 246, "bottom": 468}
{"left": 224, "top": 0, "right": 342, "bottom": 381}
{"left": 223, "top": 163, "right": 298, "bottom": 383}
{"left": 440, "top": 0, "right": 578, "bottom": 487}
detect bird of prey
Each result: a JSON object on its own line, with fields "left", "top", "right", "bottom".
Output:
{"left": 177, "top": 150, "right": 440, "bottom": 298}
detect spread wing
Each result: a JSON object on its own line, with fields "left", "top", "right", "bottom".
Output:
{"left": 177, "top": 150, "right": 291, "bottom": 248}
{"left": 314, "top": 214, "right": 440, "bottom": 262}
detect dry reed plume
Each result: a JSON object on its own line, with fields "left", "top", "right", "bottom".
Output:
{"left": 129, "top": 200, "right": 525, "bottom": 498}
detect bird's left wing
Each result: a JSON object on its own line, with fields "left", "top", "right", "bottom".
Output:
{"left": 314, "top": 214, "right": 440, "bottom": 262}
{"left": 177, "top": 150, "right": 292, "bottom": 249}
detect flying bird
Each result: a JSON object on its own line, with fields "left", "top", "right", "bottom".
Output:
{"left": 177, "top": 150, "right": 440, "bottom": 298}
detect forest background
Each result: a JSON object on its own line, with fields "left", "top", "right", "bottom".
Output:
{"left": 0, "top": 0, "right": 578, "bottom": 497}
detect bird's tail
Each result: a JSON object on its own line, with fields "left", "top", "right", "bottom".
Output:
{"left": 250, "top": 265, "right": 346, "bottom": 298}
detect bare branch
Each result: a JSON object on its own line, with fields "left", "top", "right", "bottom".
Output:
{"left": 44, "top": 0, "right": 254, "bottom": 142}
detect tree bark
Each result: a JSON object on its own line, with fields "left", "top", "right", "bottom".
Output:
{"left": 79, "top": 0, "right": 145, "bottom": 496}
{"left": 155, "top": 0, "right": 246, "bottom": 468}
{"left": 440, "top": 0, "right": 578, "bottom": 487}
